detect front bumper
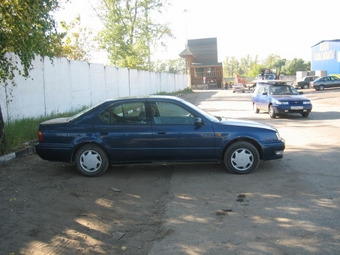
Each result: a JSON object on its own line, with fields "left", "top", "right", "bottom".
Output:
{"left": 262, "top": 139, "right": 285, "bottom": 161}
{"left": 273, "top": 105, "right": 312, "bottom": 114}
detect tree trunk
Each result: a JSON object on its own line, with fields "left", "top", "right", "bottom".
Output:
{"left": 0, "top": 104, "right": 6, "bottom": 155}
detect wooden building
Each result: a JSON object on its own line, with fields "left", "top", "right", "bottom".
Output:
{"left": 179, "top": 38, "right": 223, "bottom": 88}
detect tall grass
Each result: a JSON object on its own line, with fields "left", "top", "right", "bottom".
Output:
{"left": 3, "top": 110, "right": 82, "bottom": 154}
{"left": 155, "top": 88, "right": 193, "bottom": 96}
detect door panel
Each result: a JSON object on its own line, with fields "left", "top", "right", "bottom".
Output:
{"left": 95, "top": 101, "right": 154, "bottom": 162}
{"left": 150, "top": 101, "right": 215, "bottom": 160}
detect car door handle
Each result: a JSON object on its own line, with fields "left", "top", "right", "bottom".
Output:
{"left": 157, "top": 131, "right": 166, "bottom": 135}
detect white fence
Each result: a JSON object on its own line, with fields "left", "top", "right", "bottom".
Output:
{"left": 0, "top": 55, "right": 188, "bottom": 123}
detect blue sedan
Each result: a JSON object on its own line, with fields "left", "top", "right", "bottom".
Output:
{"left": 36, "top": 96, "right": 285, "bottom": 176}
{"left": 252, "top": 81, "right": 312, "bottom": 118}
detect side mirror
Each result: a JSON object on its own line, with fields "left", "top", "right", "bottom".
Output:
{"left": 299, "top": 92, "right": 303, "bottom": 95}
{"left": 194, "top": 117, "right": 203, "bottom": 126}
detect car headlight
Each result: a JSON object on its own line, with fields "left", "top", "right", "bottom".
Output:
{"left": 303, "top": 101, "right": 311, "bottom": 104}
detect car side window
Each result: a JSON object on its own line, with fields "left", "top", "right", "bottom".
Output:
{"left": 98, "top": 102, "right": 147, "bottom": 124}
{"left": 151, "top": 102, "right": 195, "bottom": 125}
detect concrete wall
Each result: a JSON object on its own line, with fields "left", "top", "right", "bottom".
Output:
{"left": 0, "top": 55, "right": 188, "bottom": 123}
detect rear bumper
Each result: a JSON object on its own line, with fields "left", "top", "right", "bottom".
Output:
{"left": 35, "top": 144, "right": 73, "bottom": 162}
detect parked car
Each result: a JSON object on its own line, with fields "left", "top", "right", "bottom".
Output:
{"left": 310, "top": 76, "right": 340, "bottom": 91}
{"left": 252, "top": 81, "right": 312, "bottom": 118}
{"left": 36, "top": 96, "right": 285, "bottom": 177}
{"left": 293, "top": 76, "right": 319, "bottom": 89}
{"left": 232, "top": 83, "right": 245, "bottom": 93}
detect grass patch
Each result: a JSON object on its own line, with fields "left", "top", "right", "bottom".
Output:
{"left": 155, "top": 88, "right": 193, "bottom": 96}
{"left": 2, "top": 110, "right": 84, "bottom": 155}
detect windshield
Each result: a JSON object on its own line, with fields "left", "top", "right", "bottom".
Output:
{"left": 269, "top": 85, "right": 299, "bottom": 95}
{"left": 180, "top": 98, "right": 220, "bottom": 122}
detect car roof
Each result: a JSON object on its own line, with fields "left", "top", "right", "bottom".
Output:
{"left": 103, "top": 95, "right": 181, "bottom": 103}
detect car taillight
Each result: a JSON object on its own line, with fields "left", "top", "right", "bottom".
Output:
{"left": 38, "top": 131, "right": 43, "bottom": 142}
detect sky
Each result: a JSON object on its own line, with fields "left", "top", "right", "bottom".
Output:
{"left": 54, "top": 0, "right": 340, "bottom": 64}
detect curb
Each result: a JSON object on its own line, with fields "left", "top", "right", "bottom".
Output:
{"left": 0, "top": 146, "right": 36, "bottom": 164}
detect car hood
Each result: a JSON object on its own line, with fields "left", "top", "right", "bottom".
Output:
{"left": 271, "top": 95, "right": 309, "bottom": 101}
{"left": 218, "top": 118, "right": 277, "bottom": 132}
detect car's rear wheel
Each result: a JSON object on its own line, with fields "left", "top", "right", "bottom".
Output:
{"left": 224, "top": 141, "right": 259, "bottom": 174}
{"left": 302, "top": 112, "right": 309, "bottom": 117}
{"left": 75, "top": 144, "right": 109, "bottom": 177}
{"left": 253, "top": 103, "right": 260, "bottom": 113}
{"left": 319, "top": 85, "right": 325, "bottom": 91}
{"left": 303, "top": 84, "right": 309, "bottom": 89}
{"left": 269, "top": 105, "right": 276, "bottom": 118}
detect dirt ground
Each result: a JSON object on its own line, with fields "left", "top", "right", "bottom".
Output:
{"left": 0, "top": 156, "right": 176, "bottom": 255}
{"left": 1, "top": 90, "right": 340, "bottom": 255}
{"left": 0, "top": 93, "right": 199, "bottom": 255}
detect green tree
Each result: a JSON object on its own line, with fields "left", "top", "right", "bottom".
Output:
{"left": 151, "top": 58, "right": 186, "bottom": 74}
{"left": 248, "top": 63, "right": 265, "bottom": 78}
{"left": 223, "top": 56, "right": 241, "bottom": 78}
{"left": 263, "top": 54, "right": 281, "bottom": 68}
{"left": 283, "top": 58, "right": 310, "bottom": 75}
{"left": 0, "top": 0, "right": 64, "bottom": 154}
{"left": 223, "top": 54, "right": 312, "bottom": 80}
{"left": 58, "top": 16, "right": 95, "bottom": 62}
{"left": 99, "top": 0, "right": 173, "bottom": 70}
{"left": 261, "top": 54, "right": 286, "bottom": 77}
{"left": 223, "top": 55, "right": 260, "bottom": 78}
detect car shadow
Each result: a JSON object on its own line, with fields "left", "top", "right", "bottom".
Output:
{"left": 271, "top": 110, "right": 340, "bottom": 121}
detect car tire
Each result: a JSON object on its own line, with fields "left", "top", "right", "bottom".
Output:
{"left": 319, "top": 85, "right": 325, "bottom": 91}
{"left": 303, "top": 84, "right": 309, "bottom": 89}
{"left": 253, "top": 103, "right": 260, "bottom": 113}
{"left": 75, "top": 144, "right": 109, "bottom": 177}
{"left": 224, "top": 141, "right": 260, "bottom": 174}
{"left": 269, "top": 105, "right": 276, "bottom": 118}
{"left": 302, "top": 112, "right": 309, "bottom": 117}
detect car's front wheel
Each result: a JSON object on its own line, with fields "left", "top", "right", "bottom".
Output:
{"left": 319, "top": 85, "right": 325, "bottom": 91}
{"left": 301, "top": 112, "right": 309, "bottom": 117}
{"left": 224, "top": 141, "right": 260, "bottom": 174}
{"left": 269, "top": 105, "right": 277, "bottom": 118}
{"left": 75, "top": 144, "right": 109, "bottom": 177}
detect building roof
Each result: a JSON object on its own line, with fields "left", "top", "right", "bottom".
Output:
{"left": 311, "top": 39, "right": 340, "bottom": 48}
{"left": 179, "top": 47, "right": 194, "bottom": 57}
{"left": 180, "top": 37, "right": 220, "bottom": 65}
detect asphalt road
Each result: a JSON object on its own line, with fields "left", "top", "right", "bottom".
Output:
{"left": 1, "top": 87, "right": 339, "bottom": 255}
